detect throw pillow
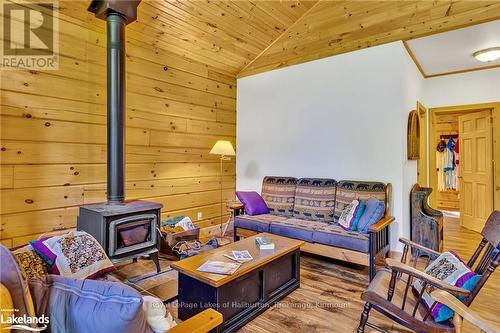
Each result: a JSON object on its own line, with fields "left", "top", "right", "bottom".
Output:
{"left": 11, "top": 245, "right": 48, "bottom": 280}
{"left": 0, "top": 245, "right": 37, "bottom": 330}
{"left": 338, "top": 200, "right": 362, "bottom": 230}
{"left": 29, "top": 275, "right": 152, "bottom": 333}
{"left": 412, "top": 251, "right": 481, "bottom": 322}
{"left": 29, "top": 237, "right": 55, "bottom": 266}
{"left": 351, "top": 200, "right": 365, "bottom": 231}
{"left": 357, "top": 198, "right": 385, "bottom": 233}
{"left": 142, "top": 296, "right": 177, "bottom": 333}
{"left": 236, "top": 191, "right": 270, "bottom": 216}
{"left": 30, "top": 231, "right": 115, "bottom": 279}
{"left": 0, "top": 283, "right": 14, "bottom": 332}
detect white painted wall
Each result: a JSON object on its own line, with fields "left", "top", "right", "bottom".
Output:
{"left": 236, "top": 40, "right": 499, "bottom": 251}
{"left": 423, "top": 68, "right": 500, "bottom": 107}
{"left": 237, "top": 42, "right": 420, "bottom": 249}
{"left": 401, "top": 46, "right": 425, "bottom": 248}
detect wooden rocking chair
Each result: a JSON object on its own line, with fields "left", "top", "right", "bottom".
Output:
{"left": 357, "top": 210, "right": 500, "bottom": 333}
{"left": 430, "top": 290, "right": 499, "bottom": 333}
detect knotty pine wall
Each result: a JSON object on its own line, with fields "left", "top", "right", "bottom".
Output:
{"left": 0, "top": 1, "right": 236, "bottom": 247}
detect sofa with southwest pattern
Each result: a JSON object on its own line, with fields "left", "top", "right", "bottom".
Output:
{"left": 234, "top": 176, "right": 395, "bottom": 280}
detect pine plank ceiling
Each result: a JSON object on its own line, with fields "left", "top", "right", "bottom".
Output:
{"left": 140, "top": 0, "right": 318, "bottom": 76}
{"left": 140, "top": 1, "right": 500, "bottom": 78}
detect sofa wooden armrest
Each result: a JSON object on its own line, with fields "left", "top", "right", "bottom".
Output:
{"left": 367, "top": 215, "right": 393, "bottom": 280}
{"left": 368, "top": 216, "right": 395, "bottom": 233}
{"left": 168, "top": 308, "right": 223, "bottom": 333}
{"left": 431, "top": 290, "right": 499, "bottom": 333}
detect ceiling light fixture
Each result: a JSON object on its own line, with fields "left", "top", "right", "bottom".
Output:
{"left": 473, "top": 47, "right": 500, "bottom": 62}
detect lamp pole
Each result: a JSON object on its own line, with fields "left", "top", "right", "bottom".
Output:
{"left": 219, "top": 154, "right": 224, "bottom": 232}
{"left": 209, "top": 140, "right": 235, "bottom": 238}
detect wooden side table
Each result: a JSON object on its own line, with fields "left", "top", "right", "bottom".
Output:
{"left": 228, "top": 201, "right": 244, "bottom": 216}
{"left": 220, "top": 201, "right": 244, "bottom": 237}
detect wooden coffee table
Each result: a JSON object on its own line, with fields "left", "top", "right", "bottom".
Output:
{"left": 171, "top": 233, "right": 304, "bottom": 333}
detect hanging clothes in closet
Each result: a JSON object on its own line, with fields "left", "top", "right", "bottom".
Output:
{"left": 436, "top": 135, "right": 459, "bottom": 191}
{"left": 454, "top": 140, "right": 459, "bottom": 191}
{"left": 436, "top": 139, "right": 446, "bottom": 191}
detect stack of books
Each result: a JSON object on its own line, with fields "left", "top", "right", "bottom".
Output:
{"left": 255, "top": 236, "right": 275, "bottom": 250}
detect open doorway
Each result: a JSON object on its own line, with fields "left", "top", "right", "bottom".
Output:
{"left": 425, "top": 103, "right": 499, "bottom": 233}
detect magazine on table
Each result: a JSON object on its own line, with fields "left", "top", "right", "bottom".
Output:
{"left": 196, "top": 260, "right": 241, "bottom": 275}
{"left": 224, "top": 250, "right": 253, "bottom": 263}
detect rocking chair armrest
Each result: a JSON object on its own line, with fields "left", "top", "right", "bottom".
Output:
{"left": 368, "top": 215, "right": 395, "bottom": 233}
{"left": 431, "top": 290, "right": 499, "bottom": 333}
{"left": 398, "top": 237, "right": 441, "bottom": 259}
{"left": 385, "top": 259, "right": 470, "bottom": 297}
{"left": 168, "top": 309, "right": 223, "bottom": 333}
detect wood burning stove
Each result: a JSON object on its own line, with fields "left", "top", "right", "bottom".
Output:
{"left": 77, "top": 0, "right": 162, "bottom": 272}
{"left": 78, "top": 200, "right": 161, "bottom": 271}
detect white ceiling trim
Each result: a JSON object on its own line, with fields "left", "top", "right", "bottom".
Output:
{"left": 406, "top": 20, "right": 500, "bottom": 77}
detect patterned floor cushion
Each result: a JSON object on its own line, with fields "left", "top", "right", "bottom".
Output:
{"left": 261, "top": 176, "right": 298, "bottom": 217}
{"left": 312, "top": 222, "right": 369, "bottom": 252}
{"left": 293, "top": 178, "right": 337, "bottom": 223}
{"left": 234, "top": 214, "right": 288, "bottom": 233}
{"left": 334, "top": 180, "right": 386, "bottom": 222}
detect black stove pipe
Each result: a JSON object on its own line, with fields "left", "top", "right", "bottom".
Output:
{"left": 87, "top": 0, "right": 141, "bottom": 203}
{"left": 106, "top": 13, "right": 126, "bottom": 203}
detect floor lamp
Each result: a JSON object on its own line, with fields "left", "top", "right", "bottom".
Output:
{"left": 209, "top": 140, "right": 236, "bottom": 237}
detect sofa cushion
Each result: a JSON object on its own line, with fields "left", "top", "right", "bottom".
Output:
{"left": 0, "top": 283, "right": 14, "bottom": 332}
{"left": 29, "top": 275, "right": 152, "bottom": 333}
{"left": 269, "top": 218, "right": 316, "bottom": 242}
{"left": 270, "top": 218, "right": 369, "bottom": 252}
{"left": 0, "top": 245, "right": 37, "bottom": 330}
{"left": 412, "top": 251, "right": 481, "bottom": 322}
{"left": 236, "top": 191, "right": 269, "bottom": 215}
{"left": 12, "top": 245, "right": 49, "bottom": 280}
{"left": 357, "top": 198, "right": 385, "bottom": 233}
{"left": 234, "top": 214, "right": 288, "bottom": 233}
{"left": 338, "top": 199, "right": 363, "bottom": 230}
{"left": 351, "top": 200, "right": 366, "bottom": 231}
{"left": 312, "top": 222, "right": 369, "bottom": 252}
{"left": 30, "top": 231, "right": 115, "bottom": 279}
{"left": 334, "top": 180, "right": 386, "bottom": 222}
{"left": 261, "top": 176, "right": 298, "bottom": 217}
{"left": 293, "top": 178, "right": 337, "bottom": 223}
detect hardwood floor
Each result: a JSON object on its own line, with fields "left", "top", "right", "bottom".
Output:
{"left": 236, "top": 215, "right": 499, "bottom": 333}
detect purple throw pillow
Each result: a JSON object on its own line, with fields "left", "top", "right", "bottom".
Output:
{"left": 30, "top": 237, "right": 56, "bottom": 266}
{"left": 236, "top": 191, "right": 270, "bottom": 216}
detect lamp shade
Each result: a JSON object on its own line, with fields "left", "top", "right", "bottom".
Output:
{"left": 209, "top": 140, "right": 235, "bottom": 156}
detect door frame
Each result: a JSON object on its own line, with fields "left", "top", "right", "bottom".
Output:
{"left": 417, "top": 101, "right": 428, "bottom": 187}
{"left": 428, "top": 102, "right": 499, "bottom": 211}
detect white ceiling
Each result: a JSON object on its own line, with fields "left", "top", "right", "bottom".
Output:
{"left": 406, "top": 20, "right": 500, "bottom": 76}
